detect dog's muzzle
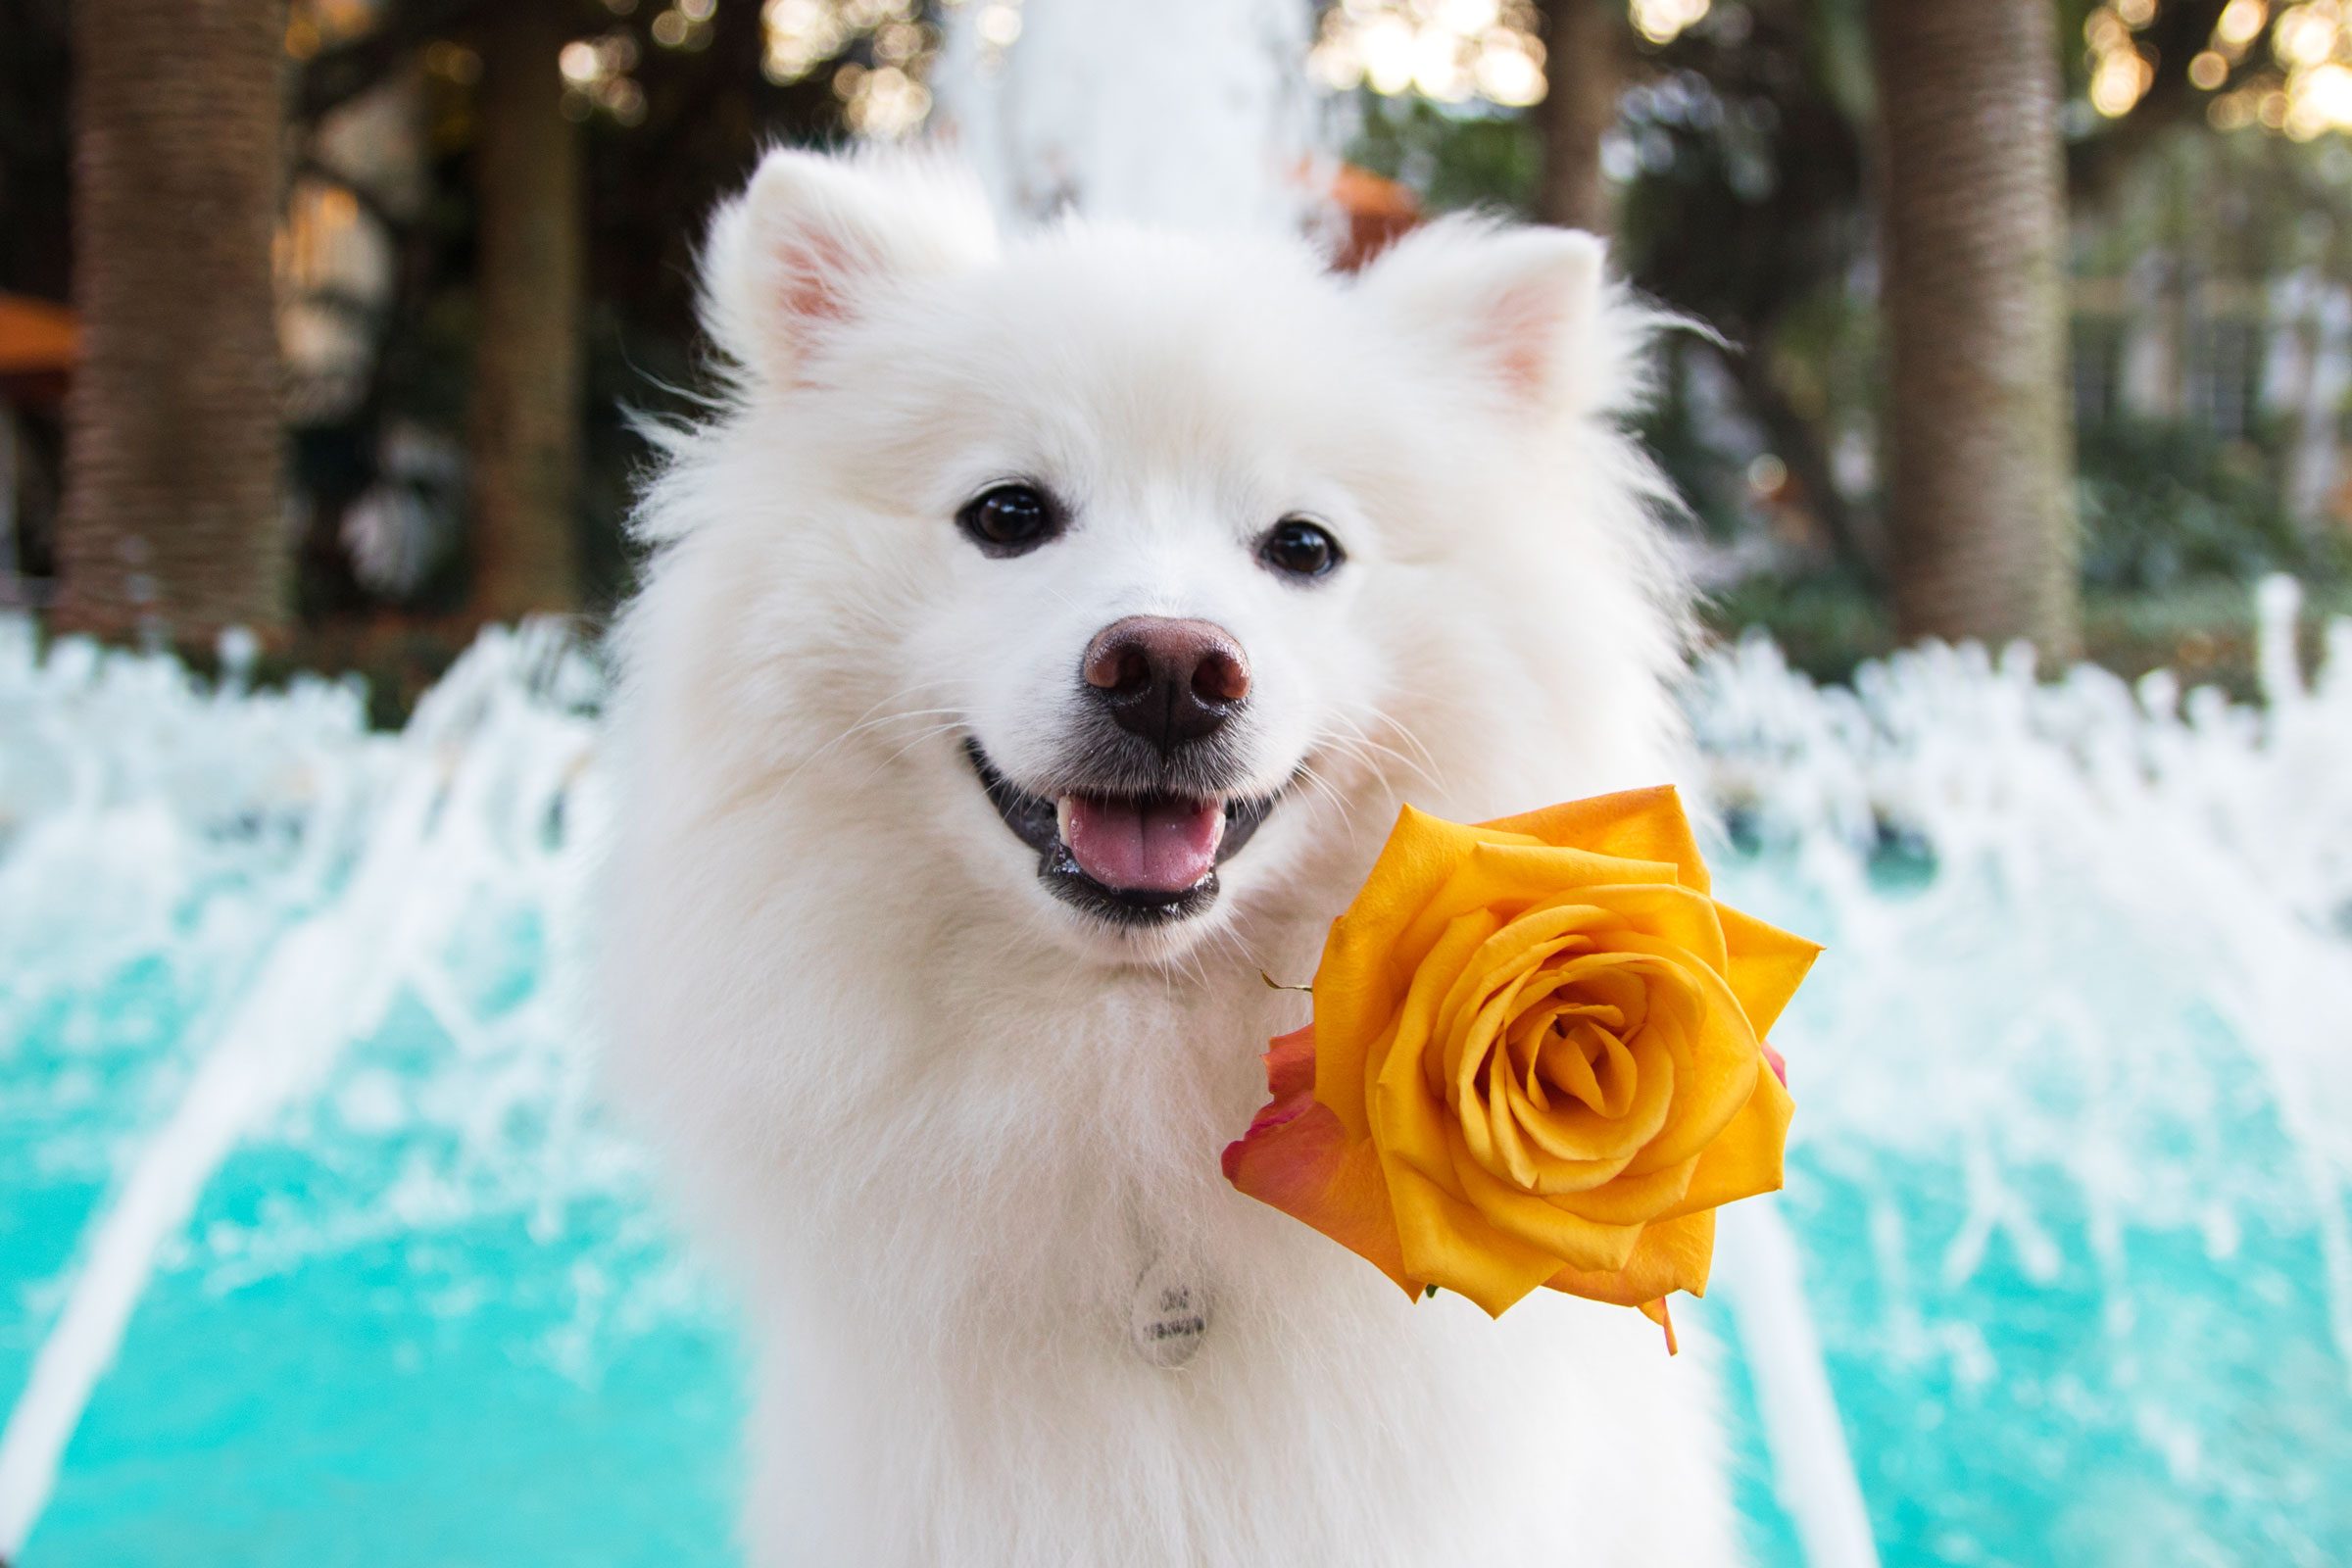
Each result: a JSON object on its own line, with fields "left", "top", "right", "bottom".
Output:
{"left": 964, "top": 740, "right": 1283, "bottom": 927}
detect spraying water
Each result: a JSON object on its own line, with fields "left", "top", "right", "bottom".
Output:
{"left": 930, "top": 0, "right": 1328, "bottom": 234}
{"left": 1690, "top": 583, "right": 2352, "bottom": 1560}
{"left": 0, "top": 622, "right": 607, "bottom": 1560}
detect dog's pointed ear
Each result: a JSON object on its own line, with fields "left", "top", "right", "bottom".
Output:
{"left": 699, "top": 148, "right": 997, "bottom": 385}
{"left": 1355, "top": 219, "right": 1615, "bottom": 419}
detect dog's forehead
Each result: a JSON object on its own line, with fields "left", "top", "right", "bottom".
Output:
{"left": 894, "top": 236, "right": 1396, "bottom": 482}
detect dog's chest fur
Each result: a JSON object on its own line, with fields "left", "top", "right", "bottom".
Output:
{"left": 639, "top": 890, "right": 1736, "bottom": 1568}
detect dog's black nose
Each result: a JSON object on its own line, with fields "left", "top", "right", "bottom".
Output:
{"left": 1082, "top": 615, "right": 1250, "bottom": 755}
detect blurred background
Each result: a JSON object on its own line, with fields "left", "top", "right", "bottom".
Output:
{"left": 9, "top": 0, "right": 2352, "bottom": 694}
{"left": 1, "top": 2, "right": 2349, "bottom": 1565}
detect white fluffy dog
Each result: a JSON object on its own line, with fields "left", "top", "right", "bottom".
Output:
{"left": 601, "top": 148, "right": 1737, "bottom": 1566}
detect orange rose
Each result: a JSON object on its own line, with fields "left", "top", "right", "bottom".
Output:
{"left": 1222, "top": 787, "right": 1818, "bottom": 1348}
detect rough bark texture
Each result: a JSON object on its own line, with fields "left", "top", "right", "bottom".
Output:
{"left": 1537, "top": 0, "right": 1620, "bottom": 234}
{"left": 467, "top": 0, "right": 582, "bottom": 621}
{"left": 1868, "top": 0, "right": 2082, "bottom": 659}
{"left": 54, "top": 0, "right": 288, "bottom": 644}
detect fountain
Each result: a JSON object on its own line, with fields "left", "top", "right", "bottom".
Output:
{"left": 0, "top": 621, "right": 617, "bottom": 1560}
{"left": 1686, "top": 580, "right": 2352, "bottom": 1561}
{"left": 930, "top": 0, "right": 1327, "bottom": 234}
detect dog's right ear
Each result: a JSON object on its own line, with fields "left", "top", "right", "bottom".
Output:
{"left": 699, "top": 148, "right": 997, "bottom": 386}
{"left": 1353, "top": 217, "right": 1622, "bottom": 423}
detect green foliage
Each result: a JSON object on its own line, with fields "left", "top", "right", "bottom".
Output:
{"left": 1632, "top": 336, "right": 1749, "bottom": 540}
{"left": 1344, "top": 94, "right": 1539, "bottom": 217}
{"left": 2077, "top": 127, "right": 2352, "bottom": 284}
{"left": 1700, "top": 569, "right": 1893, "bottom": 682}
{"left": 1704, "top": 566, "right": 2352, "bottom": 697}
{"left": 2075, "top": 418, "right": 2346, "bottom": 591}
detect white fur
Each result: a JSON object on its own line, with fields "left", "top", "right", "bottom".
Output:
{"left": 601, "top": 148, "right": 1737, "bottom": 1567}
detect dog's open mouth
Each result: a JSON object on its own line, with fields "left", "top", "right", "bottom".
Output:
{"left": 964, "top": 740, "right": 1280, "bottom": 926}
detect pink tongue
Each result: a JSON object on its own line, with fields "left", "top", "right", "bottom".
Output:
{"left": 1064, "top": 796, "right": 1223, "bottom": 893}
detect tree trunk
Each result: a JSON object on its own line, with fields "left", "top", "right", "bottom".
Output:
{"left": 1867, "top": 0, "right": 2082, "bottom": 659}
{"left": 467, "top": 0, "right": 582, "bottom": 621}
{"left": 54, "top": 0, "right": 288, "bottom": 645}
{"left": 1536, "top": 0, "right": 1619, "bottom": 234}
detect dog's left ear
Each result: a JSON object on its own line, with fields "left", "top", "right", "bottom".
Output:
{"left": 699, "top": 147, "right": 997, "bottom": 386}
{"left": 1355, "top": 219, "right": 1615, "bottom": 420}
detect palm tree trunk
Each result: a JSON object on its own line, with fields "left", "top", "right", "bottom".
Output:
{"left": 1536, "top": 0, "right": 1620, "bottom": 234}
{"left": 54, "top": 0, "right": 288, "bottom": 645}
{"left": 1867, "top": 0, "right": 2082, "bottom": 659}
{"left": 467, "top": 0, "right": 582, "bottom": 621}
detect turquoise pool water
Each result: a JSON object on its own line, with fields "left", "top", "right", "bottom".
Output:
{"left": 4, "top": 612, "right": 2350, "bottom": 1565}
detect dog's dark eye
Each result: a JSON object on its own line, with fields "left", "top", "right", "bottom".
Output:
{"left": 1258, "top": 518, "right": 1342, "bottom": 580}
{"left": 957, "top": 483, "right": 1061, "bottom": 555}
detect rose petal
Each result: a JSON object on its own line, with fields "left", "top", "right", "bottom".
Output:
{"left": 1445, "top": 1123, "right": 1646, "bottom": 1274}
{"left": 1428, "top": 900, "right": 1616, "bottom": 1080}
{"left": 1544, "top": 1209, "right": 1718, "bottom": 1304}
{"left": 1599, "top": 937, "right": 1763, "bottom": 1177}
{"left": 1314, "top": 808, "right": 1531, "bottom": 1140}
{"left": 1264, "top": 1024, "right": 1316, "bottom": 1100}
{"left": 1224, "top": 1094, "right": 1417, "bottom": 1298}
{"left": 1395, "top": 844, "right": 1685, "bottom": 977}
{"left": 1639, "top": 1298, "right": 1679, "bottom": 1355}
{"left": 1558, "top": 880, "right": 1733, "bottom": 978}
{"left": 1718, "top": 904, "right": 1824, "bottom": 1039}
{"left": 1480, "top": 785, "right": 1712, "bottom": 895}
{"left": 1373, "top": 908, "right": 1501, "bottom": 1187}
{"left": 1386, "top": 1156, "right": 1564, "bottom": 1315}
{"left": 1541, "top": 1148, "right": 1698, "bottom": 1224}
{"left": 1470, "top": 952, "right": 1679, "bottom": 1167}
{"left": 1658, "top": 1061, "right": 1791, "bottom": 1221}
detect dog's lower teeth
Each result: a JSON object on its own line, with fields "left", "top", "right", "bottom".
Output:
{"left": 1055, "top": 796, "right": 1077, "bottom": 846}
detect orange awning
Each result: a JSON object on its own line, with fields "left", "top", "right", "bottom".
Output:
{"left": 0, "top": 294, "right": 78, "bottom": 377}
{"left": 1330, "top": 163, "right": 1419, "bottom": 223}
{"left": 1327, "top": 164, "right": 1421, "bottom": 272}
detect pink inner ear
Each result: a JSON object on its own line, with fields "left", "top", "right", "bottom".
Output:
{"left": 777, "top": 230, "right": 858, "bottom": 324}
{"left": 1479, "top": 280, "right": 1558, "bottom": 400}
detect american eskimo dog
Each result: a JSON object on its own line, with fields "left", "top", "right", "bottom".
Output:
{"left": 601, "top": 148, "right": 1736, "bottom": 1566}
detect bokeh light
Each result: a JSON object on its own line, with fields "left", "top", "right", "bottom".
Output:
{"left": 761, "top": 0, "right": 936, "bottom": 137}
{"left": 2086, "top": 4, "right": 2158, "bottom": 119}
{"left": 2195, "top": 0, "right": 2352, "bottom": 138}
{"left": 1630, "top": 0, "right": 1710, "bottom": 46}
{"left": 557, "top": 28, "right": 652, "bottom": 126}
{"left": 1310, "top": 0, "right": 1548, "bottom": 109}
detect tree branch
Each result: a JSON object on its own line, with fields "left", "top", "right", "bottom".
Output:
{"left": 294, "top": 0, "right": 488, "bottom": 123}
